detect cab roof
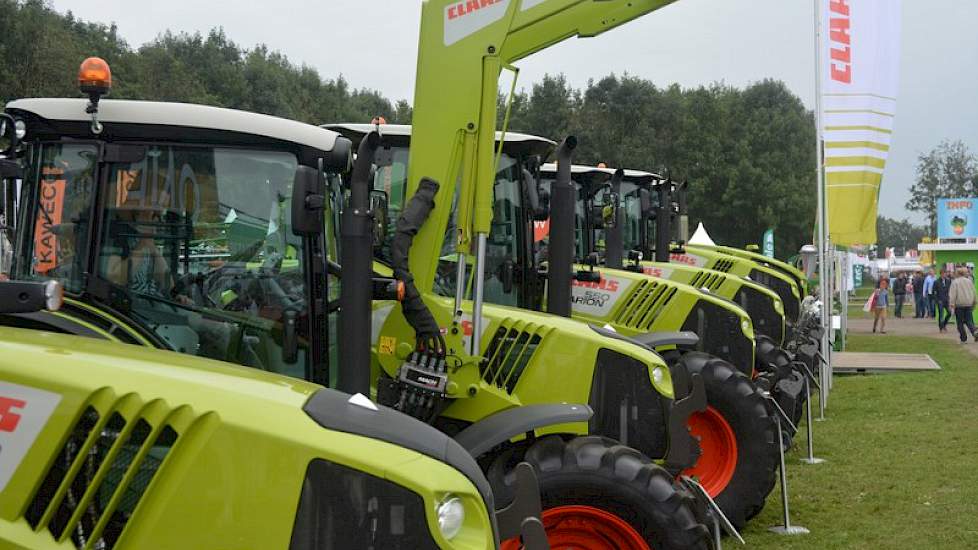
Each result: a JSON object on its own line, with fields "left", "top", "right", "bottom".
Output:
{"left": 539, "top": 163, "right": 661, "bottom": 183}
{"left": 324, "top": 122, "right": 556, "bottom": 157}
{"left": 7, "top": 98, "right": 346, "bottom": 156}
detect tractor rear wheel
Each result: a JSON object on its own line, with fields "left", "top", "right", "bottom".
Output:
{"left": 490, "top": 435, "right": 710, "bottom": 550}
{"left": 677, "top": 352, "right": 779, "bottom": 529}
{"left": 755, "top": 334, "right": 807, "bottom": 443}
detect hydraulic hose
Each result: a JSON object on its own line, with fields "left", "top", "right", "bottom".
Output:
{"left": 390, "top": 177, "right": 446, "bottom": 354}
{"left": 545, "top": 136, "right": 577, "bottom": 318}
{"left": 605, "top": 168, "right": 625, "bottom": 269}
{"left": 339, "top": 130, "right": 380, "bottom": 396}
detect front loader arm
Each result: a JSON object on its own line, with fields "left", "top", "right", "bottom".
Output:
{"left": 407, "top": 0, "right": 680, "bottom": 295}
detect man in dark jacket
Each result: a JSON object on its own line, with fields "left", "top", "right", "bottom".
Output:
{"left": 913, "top": 272, "right": 926, "bottom": 318}
{"left": 893, "top": 272, "right": 907, "bottom": 318}
{"left": 934, "top": 269, "right": 953, "bottom": 332}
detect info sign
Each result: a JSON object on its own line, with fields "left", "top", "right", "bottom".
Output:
{"left": 936, "top": 198, "right": 978, "bottom": 239}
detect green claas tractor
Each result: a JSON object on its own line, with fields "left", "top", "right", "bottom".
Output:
{"left": 539, "top": 164, "right": 809, "bottom": 433}
{"left": 600, "top": 170, "right": 822, "bottom": 429}
{"left": 328, "top": 123, "right": 777, "bottom": 531}
{"left": 4, "top": 1, "right": 729, "bottom": 543}
{"left": 0, "top": 115, "right": 508, "bottom": 549}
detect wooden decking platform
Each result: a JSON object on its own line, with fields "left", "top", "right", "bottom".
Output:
{"left": 832, "top": 352, "right": 941, "bottom": 374}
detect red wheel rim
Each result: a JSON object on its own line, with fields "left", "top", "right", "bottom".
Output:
{"left": 500, "top": 505, "right": 650, "bottom": 550}
{"left": 682, "top": 406, "right": 738, "bottom": 497}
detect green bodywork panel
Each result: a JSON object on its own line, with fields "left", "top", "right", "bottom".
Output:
{"left": 638, "top": 260, "right": 786, "bottom": 345}
{"left": 565, "top": 266, "right": 756, "bottom": 367}
{"left": 689, "top": 244, "right": 809, "bottom": 297}
{"left": 0, "top": 328, "right": 493, "bottom": 549}
{"left": 371, "top": 263, "right": 675, "bottom": 427}
{"left": 669, "top": 248, "right": 803, "bottom": 322}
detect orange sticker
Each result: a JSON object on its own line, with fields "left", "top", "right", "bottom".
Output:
{"left": 379, "top": 336, "right": 397, "bottom": 355}
{"left": 33, "top": 168, "right": 66, "bottom": 274}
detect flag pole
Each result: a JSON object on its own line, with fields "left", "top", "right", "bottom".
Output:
{"left": 813, "top": 0, "right": 832, "bottom": 407}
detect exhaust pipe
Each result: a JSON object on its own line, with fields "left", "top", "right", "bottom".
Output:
{"left": 338, "top": 131, "right": 381, "bottom": 395}
{"left": 546, "top": 136, "right": 577, "bottom": 317}
{"left": 654, "top": 179, "right": 672, "bottom": 263}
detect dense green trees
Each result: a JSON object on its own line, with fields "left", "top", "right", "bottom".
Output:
{"left": 906, "top": 140, "right": 978, "bottom": 235}
{"left": 1, "top": 0, "right": 818, "bottom": 258}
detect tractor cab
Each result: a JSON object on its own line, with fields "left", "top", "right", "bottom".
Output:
{"left": 4, "top": 97, "right": 351, "bottom": 381}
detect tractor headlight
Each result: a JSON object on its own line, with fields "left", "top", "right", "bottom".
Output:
{"left": 436, "top": 495, "right": 465, "bottom": 540}
{"left": 652, "top": 366, "right": 666, "bottom": 385}
{"left": 14, "top": 119, "right": 26, "bottom": 140}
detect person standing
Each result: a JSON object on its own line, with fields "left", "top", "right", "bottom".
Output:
{"left": 873, "top": 278, "right": 890, "bottom": 334}
{"left": 912, "top": 272, "right": 926, "bottom": 318}
{"left": 893, "top": 272, "right": 907, "bottom": 318}
{"left": 934, "top": 269, "right": 954, "bottom": 332}
{"left": 949, "top": 267, "right": 978, "bottom": 343}
{"left": 923, "top": 269, "right": 936, "bottom": 318}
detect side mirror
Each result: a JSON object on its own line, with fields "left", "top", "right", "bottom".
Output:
{"left": 601, "top": 191, "right": 619, "bottom": 229}
{"left": 369, "top": 189, "right": 389, "bottom": 249}
{"left": 498, "top": 259, "right": 515, "bottom": 294}
{"left": 522, "top": 168, "right": 550, "bottom": 221}
{"left": 639, "top": 187, "right": 654, "bottom": 217}
{"left": 291, "top": 165, "right": 325, "bottom": 236}
{"left": 0, "top": 114, "right": 17, "bottom": 156}
{"left": 0, "top": 280, "right": 63, "bottom": 314}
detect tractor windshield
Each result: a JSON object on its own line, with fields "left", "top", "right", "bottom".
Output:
{"left": 18, "top": 141, "right": 316, "bottom": 377}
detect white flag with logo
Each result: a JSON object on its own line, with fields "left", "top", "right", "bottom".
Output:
{"left": 821, "top": 0, "right": 901, "bottom": 246}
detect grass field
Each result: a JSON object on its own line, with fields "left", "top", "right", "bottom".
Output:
{"left": 742, "top": 334, "right": 978, "bottom": 549}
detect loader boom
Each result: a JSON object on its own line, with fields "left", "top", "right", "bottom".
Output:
{"left": 407, "top": 0, "right": 679, "bottom": 295}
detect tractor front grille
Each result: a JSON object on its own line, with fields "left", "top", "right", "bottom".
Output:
{"left": 613, "top": 280, "right": 678, "bottom": 331}
{"left": 589, "top": 349, "right": 670, "bottom": 460}
{"left": 481, "top": 320, "right": 551, "bottom": 393}
{"left": 25, "top": 399, "right": 181, "bottom": 549}
{"left": 750, "top": 269, "right": 800, "bottom": 322}
{"left": 711, "top": 259, "right": 735, "bottom": 273}
{"left": 688, "top": 270, "right": 725, "bottom": 293}
{"left": 681, "top": 299, "right": 755, "bottom": 377}
{"left": 735, "top": 286, "right": 785, "bottom": 344}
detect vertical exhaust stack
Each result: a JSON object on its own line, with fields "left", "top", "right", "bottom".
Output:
{"left": 604, "top": 168, "right": 625, "bottom": 270}
{"left": 654, "top": 179, "right": 673, "bottom": 263}
{"left": 545, "top": 136, "right": 577, "bottom": 318}
{"left": 338, "top": 131, "right": 381, "bottom": 396}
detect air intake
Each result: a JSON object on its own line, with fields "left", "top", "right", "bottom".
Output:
{"left": 481, "top": 321, "right": 551, "bottom": 393}
{"left": 711, "top": 259, "right": 735, "bottom": 273}
{"left": 25, "top": 400, "right": 180, "bottom": 549}
{"left": 613, "top": 280, "right": 677, "bottom": 331}
{"left": 689, "top": 270, "right": 724, "bottom": 292}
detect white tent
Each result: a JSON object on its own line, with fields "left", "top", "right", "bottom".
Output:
{"left": 688, "top": 222, "right": 716, "bottom": 246}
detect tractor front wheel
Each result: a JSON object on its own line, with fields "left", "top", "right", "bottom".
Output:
{"left": 490, "top": 435, "right": 710, "bottom": 550}
{"left": 677, "top": 352, "right": 779, "bottom": 530}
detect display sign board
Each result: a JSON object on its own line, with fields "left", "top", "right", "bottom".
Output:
{"left": 762, "top": 229, "right": 775, "bottom": 258}
{"left": 937, "top": 198, "right": 978, "bottom": 240}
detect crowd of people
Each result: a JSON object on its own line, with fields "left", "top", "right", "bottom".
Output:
{"left": 869, "top": 266, "right": 977, "bottom": 344}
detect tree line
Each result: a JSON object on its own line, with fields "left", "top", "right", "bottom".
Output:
{"left": 1, "top": 0, "right": 819, "bottom": 258}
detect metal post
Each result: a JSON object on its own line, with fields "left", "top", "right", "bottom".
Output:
{"left": 799, "top": 364, "right": 825, "bottom": 465}
{"left": 768, "top": 411, "right": 810, "bottom": 535}
{"left": 812, "top": 0, "right": 832, "bottom": 411}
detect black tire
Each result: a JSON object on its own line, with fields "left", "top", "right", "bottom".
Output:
{"left": 486, "top": 435, "right": 710, "bottom": 550}
{"left": 755, "top": 334, "right": 807, "bottom": 441}
{"left": 677, "top": 352, "right": 779, "bottom": 529}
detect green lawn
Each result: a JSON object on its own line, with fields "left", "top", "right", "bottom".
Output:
{"left": 742, "top": 334, "right": 978, "bottom": 549}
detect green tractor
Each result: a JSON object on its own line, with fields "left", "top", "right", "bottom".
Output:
{"left": 614, "top": 173, "right": 824, "bottom": 422}
{"left": 328, "top": 123, "right": 778, "bottom": 531}
{"left": 538, "top": 164, "right": 810, "bottom": 432}
{"left": 0, "top": 113, "right": 508, "bottom": 549}
{"left": 4, "top": 66, "right": 712, "bottom": 550}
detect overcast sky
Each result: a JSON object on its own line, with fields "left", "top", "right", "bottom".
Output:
{"left": 49, "top": 0, "right": 978, "bottom": 224}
